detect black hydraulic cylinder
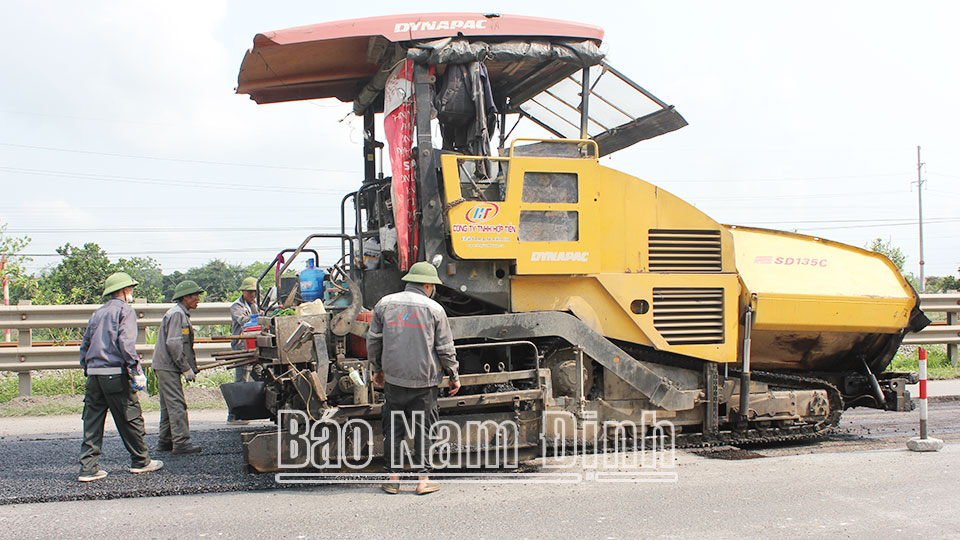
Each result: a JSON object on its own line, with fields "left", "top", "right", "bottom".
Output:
{"left": 862, "top": 357, "right": 887, "bottom": 407}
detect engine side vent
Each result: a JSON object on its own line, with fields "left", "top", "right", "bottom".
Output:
{"left": 648, "top": 229, "right": 722, "bottom": 272}
{"left": 652, "top": 288, "right": 724, "bottom": 345}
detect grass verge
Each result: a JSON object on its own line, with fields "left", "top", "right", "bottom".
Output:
{"left": 1, "top": 368, "right": 235, "bottom": 404}
{"left": 886, "top": 345, "right": 960, "bottom": 379}
{"left": 0, "top": 370, "right": 231, "bottom": 417}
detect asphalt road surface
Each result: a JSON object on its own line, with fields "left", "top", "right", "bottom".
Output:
{"left": 1, "top": 401, "right": 958, "bottom": 539}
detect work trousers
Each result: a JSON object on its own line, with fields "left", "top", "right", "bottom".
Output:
{"left": 233, "top": 364, "right": 251, "bottom": 383}
{"left": 381, "top": 382, "right": 439, "bottom": 474}
{"left": 156, "top": 369, "right": 191, "bottom": 447}
{"left": 79, "top": 374, "right": 150, "bottom": 475}
{"left": 227, "top": 365, "right": 251, "bottom": 421}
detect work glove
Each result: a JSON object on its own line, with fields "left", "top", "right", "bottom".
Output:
{"left": 183, "top": 369, "right": 196, "bottom": 383}
{"left": 132, "top": 374, "right": 148, "bottom": 392}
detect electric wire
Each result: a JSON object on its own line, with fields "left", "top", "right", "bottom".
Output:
{"left": 0, "top": 142, "right": 356, "bottom": 173}
{"left": 19, "top": 246, "right": 343, "bottom": 257}
{"left": 7, "top": 226, "right": 342, "bottom": 234}
{"left": 645, "top": 172, "right": 912, "bottom": 183}
{"left": 0, "top": 166, "right": 354, "bottom": 194}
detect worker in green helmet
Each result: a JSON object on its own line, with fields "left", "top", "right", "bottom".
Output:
{"left": 77, "top": 272, "right": 163, "bottom": 482}
{"left": 368, "top": 261, "right": 460, "bottom": 495}
{"left": 227, "top": 277, "right": 261, "bottom": 424}
{"left": 152, "top": 280, "right": 204, "bottom": 454}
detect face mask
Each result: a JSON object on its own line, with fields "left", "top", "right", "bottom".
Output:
{"left": 125, "top": 293, "right": 134, "bottom": 303}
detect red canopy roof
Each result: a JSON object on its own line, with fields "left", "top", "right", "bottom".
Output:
{"left": 237, "top": 13, "right": 604, "bottom": 105}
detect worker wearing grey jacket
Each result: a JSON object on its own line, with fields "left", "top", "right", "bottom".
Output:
{"left": 368, "top": 262, "right": 460, "bottom": 495}
{"left": 77, "top": 272, "right": 163, "bottom": 482}
{"left": 153, "top": 280, "right": 204, "bottom": 454}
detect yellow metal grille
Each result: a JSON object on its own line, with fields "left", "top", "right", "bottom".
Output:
{"left": 652, "top": 288, "right": 725, "bottom": 345}
{"left": 648, "top": 229, "right": 722, "bottom": 272}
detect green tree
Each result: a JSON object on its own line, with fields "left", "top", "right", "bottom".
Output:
{"left": 241, "top": 260, "right": 291, "bottom": 293}
{"left": 866, "top": 238, "right": 920, "bottom": 289}
{"left": 177, "top": 259, "right": 243, "bottom": 302}
{"left": 38, "top": 243, "right": 114, "bottom": 304}
{"left": 0, "top": 223, "right": 31, "bottom": 276}
{"left": 242, "top": 260, "right": 299, "bottom": 299}
{"left": 161, "top": 270, "right": 186, "bottom": 302}
{"left": 925, "top": 275, "right": 960, "bottom": 293}
{"left": 0, "top": 222, "right": 32, "bottom": 304}
{"left": 866, "top": 237, "right": 907, "bottom": 271}
{"left": 115, "top": 256, "right": 164, "bottom": 302}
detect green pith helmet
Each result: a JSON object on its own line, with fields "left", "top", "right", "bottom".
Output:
{"left": 401, "top": 261, "right": 442, "bottom": 285}
{"left": 102, "top": 272, "right": 139, "bottom": 297}
{"left": 172, "top": 280, "right": 204, "bottom": 301}
{"left": 240, "top": 277, "right": 258, "bottom": 291}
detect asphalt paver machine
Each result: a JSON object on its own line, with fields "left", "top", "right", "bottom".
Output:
{"left": 223, "top": 13, "right": 929, "bottom": 471}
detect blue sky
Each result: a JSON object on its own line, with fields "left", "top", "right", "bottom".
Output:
{"left": 2, "top": 1, "right": 958, "bottom": 279}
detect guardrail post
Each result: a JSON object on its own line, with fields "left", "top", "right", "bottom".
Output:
{"left": 17, "top": 299, "right": 32, "bottom": 397}
{"left": 949, "top": 310, "right": 958, "bottom": 367}
{"left": 18, "top": 373, "right": 31, "bottom": 397}
{"left": 134, "top": 298, "right": 147, "bottom": 344}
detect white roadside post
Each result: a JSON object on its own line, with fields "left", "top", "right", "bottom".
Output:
{"left": 907, "top": 347, "right": 944, "bottom": 452}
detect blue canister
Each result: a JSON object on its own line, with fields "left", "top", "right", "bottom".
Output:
{"left": 299, "top": 259, "right": 325, "bottom": 302}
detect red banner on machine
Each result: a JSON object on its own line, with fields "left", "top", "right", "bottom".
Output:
{"left": 383, "top": 59, "right": 418, "bottom": 271}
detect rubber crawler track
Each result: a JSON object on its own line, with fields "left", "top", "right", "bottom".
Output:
{"left": 547, "top": 370, "right": 844, "bottom": 453}
{"left": 674, "top": 369, "right": 845, "bottom": 449}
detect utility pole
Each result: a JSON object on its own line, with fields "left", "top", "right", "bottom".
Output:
{"left": 915, "top": 146, "right": 925, "bottom": 292}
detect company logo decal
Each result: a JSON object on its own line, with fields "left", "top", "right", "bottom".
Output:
{"left": 388, "top": 311, "right": 426, "bottom": 329}
{"left": 465, "top": 203, "right": 500, "bottom": 224}
{"left": 531, "top": 251, "right": 589, "bottom": 262}
{"left": 394, "top": 20, "right": 488, "bottom": 33}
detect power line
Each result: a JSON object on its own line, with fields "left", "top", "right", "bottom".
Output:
{"left": 0, "top": 166, "right": 351, "bottom": 194}
{"left": 20, "top": 246, "right": 345, "bottom": 257}
{"left": 701, "top": 189, "right": 907, "bottom": 199}
{"left": 0, "top": 100, "right": 349, "bottom": 127}
{"left": 689, "top": 190, "right": 905, "bottom": 201}
{"left": 654, "top": 172, "right": 911, "bottom": 184}
{"left": 0, "top": 142, "right": 358, "bottom": 174}
{"left": 0, "top": 142, "right": 928, "bottom": 185}
{"left": 740, "top": 216, "right": 958, "bottom": 225}
{"left": 7, "top": 226, "right": 342, "bottom": 234}
{"left": 1, "top": 204, "right": 339, "bottom": 213}
{"left": 793, "top": 219, "right": 960, "bottom": 231}
{"left": 705, "top": 204, "right": 906, "bottom": 211}
{"left": 925, "top": 189, "right": 960, "bottom": 197}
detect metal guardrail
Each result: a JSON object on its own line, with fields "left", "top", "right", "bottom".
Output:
{"left": 1, "top": 294, "right": 957, "bottom": 397}
{"left": 0, "top": 343, "right": 232, "bottom": 370}
{"left": 0, "top": 302, "right": 232, "bottom": 330}
{"left": 903, "top": 293, "right": 959, "bottom": 366}
{"left": 0, "top": 301, "right": 233, "bottom": 397}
